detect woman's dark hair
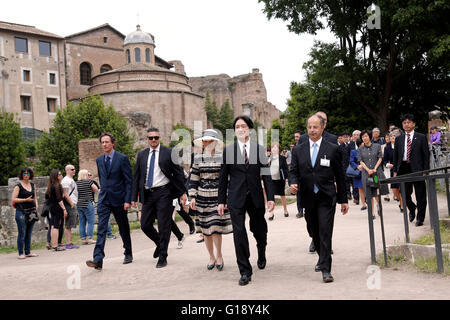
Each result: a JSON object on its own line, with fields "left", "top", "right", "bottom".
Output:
{"left": 360, "top": 130, "right": 372, "bottom": 141}
{"left": 233, "top": 115, "right": 254, "bottom": 130}
{"left": 46, "top": 169, "right": 62, "bottom": 197}
{"left": 18, "top": 167, "right": 34, "bottom": 180}
{"left": 99, "top": 132, "right": 115, "bottom": 144}
{"left": 356, "top": 138, "right": 363, "bottom": 147}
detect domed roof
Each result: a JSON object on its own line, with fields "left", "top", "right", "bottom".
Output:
{"left": 124, "top": 25, "right": 154, "bottom": 45}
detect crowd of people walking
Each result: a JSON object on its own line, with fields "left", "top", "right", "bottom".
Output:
{"left": 10, "top": 112, "right": 438, "bottom": 285}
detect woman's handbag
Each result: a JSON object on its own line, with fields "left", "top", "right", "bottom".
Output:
{"left": 41, "top": 200, "right": 50, "bottom": 218}
{"left": 346, "top": 164, "right": 361, "bottom": 178}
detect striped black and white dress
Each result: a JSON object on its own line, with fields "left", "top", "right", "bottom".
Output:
{"left": 189, "top": 153, "right": 232, "bottom": 236}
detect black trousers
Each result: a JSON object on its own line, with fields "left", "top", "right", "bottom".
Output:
{"left": 304, "top": 191, "right": 336, "bottom": 273}
{"left": 398, "top": 161, "right": 427, "bottom": 223}
{"left": 176, "top": 199, "right": 195, "bottom": 228}
{"left": 351, "top": 178, "right": 359, "bottom": 201}
{"left": 140, "top": 186, "right": 174, "bottom": 259}
{"left": 229, "top": 193, "right": 268, "bottom": 277}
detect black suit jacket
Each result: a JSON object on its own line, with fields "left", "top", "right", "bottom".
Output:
{"left": 218, "top": 141, "right": 274, "bottom": 209}
{"left": 289, "top": 139, "right": 347, "bottom": 209}
{"left": 393, "top": 132, "right": 430, "bottom": 174}
{"left": 270, "top": 154, "right": 289, "bottom": 180}
{"left": 338, "top": 142, "right": 351, "bottom": 171}
{"left": 96, "top": 151, "right": 132, "bottom": 207}
{"left": 132, "top": 145, "right": 186, "bottom": 203}
{"left": 298, "top": 131, "right": 338, "bottom": 146}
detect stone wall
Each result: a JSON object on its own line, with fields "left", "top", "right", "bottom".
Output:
{"left": 189, "top": 69, "right": 281, "bottom": 129}
{"left": 78, "top": 138, "right": 103, "bottom": 179}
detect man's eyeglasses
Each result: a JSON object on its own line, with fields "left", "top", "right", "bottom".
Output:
{"left": 147, "top": 136, "right": 160, "bottom": 141}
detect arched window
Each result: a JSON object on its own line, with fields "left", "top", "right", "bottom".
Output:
{"left": 135, "top": 48, "right": 141, "bottom": 63}
{"left": 80, "top": 62, "right": 92, "bottom": 85}
{"left": 126, "top": 49, "right": 130, "bottom": 64}
{"left": 100, "top": 64, "right": 112, "bottom": 73}
{"left": 145, "top": 48, "right": 150, "bottom": 63}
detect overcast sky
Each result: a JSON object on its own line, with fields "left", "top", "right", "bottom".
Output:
{"left": 2, "top": 0, "right": 336, "bottom": 112}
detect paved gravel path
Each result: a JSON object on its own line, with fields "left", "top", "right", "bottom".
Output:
{"left": 1, "top": 193, "right": 448, "bottom": 300}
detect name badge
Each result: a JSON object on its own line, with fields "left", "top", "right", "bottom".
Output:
{"left": 320, "top": 156, "right": 330, "bottom": 167}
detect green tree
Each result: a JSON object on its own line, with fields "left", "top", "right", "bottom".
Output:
{"left": 267, "top": 118, "right": 285, "bottom": 149}
{"left": 0, "top": 112, "right": 25, "bottom": 185}
{"left": 259, "top": 0, "right": 450, "bottom": 132}
{"left": 204, "top": 91, "right": 219, "bottom": 126}
{"left": 215, "top": 99, "right": 235, "bottom": 137}
{"left": 35, "top": 95, "right": 136, "bottom": 175}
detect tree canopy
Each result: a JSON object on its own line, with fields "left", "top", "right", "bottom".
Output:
{"left": 260, "top": 0, "right": 450, "bottom": 133}
{"left": 35, "top": 95, "right": 136, "bottom": 175}
{"left": 0, "top": 112, "right": 25, "bottom": 185}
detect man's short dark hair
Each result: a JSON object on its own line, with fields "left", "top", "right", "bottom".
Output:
{"left": 99, "top": 132, "right": 115, "bottom": 144}
{"left": 355, "top": 138, "right": 363, "bottom": 147}
{"left": 342, "top": 132, "right": 351, "bottom": 137}
{"left": 401, "top": 114, "right": 415, "bottom": 123}
{"left": 233, "top": 115, "right": 254, "bottom": 130}
{"left": 360, "top": 129, "right": 372, "bottom": 140}
{"left": 18, "top": 167, "right": 34, "bottom": 180}
{"left": 294, "top": 130, "right": 302, "bottom": 135}
{"left": 147, "top": 127, "right": 160, "bottom": 133}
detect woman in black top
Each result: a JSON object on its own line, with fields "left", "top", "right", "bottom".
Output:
{"left": 11, "top": 167, "right": 39, "bottom": 259}
{"left": 46, "top": 169, "right": 68, "bottom": 251}
{"left": 268, "top": 142, "right": 289, "bottom": 220}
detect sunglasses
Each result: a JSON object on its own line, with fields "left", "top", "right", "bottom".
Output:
{"left": 147, "top": 136, "right": 160, "bottom": 141}
{"left": 70, "top": 168, "right": 75, "bottom": 171}
{"left": 23, "top": 172, "right": 31, "bottom": 176}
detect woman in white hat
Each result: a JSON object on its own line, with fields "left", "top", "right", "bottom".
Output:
{"left": 189, "top": 129, "right": 232, "bottom": 271}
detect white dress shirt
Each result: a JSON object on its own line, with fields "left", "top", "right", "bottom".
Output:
{"left": 237, "top": 139, "right": 250, "bottom": 162}
{"left": 146, "top": 144, "right": 170, "bottom": 188}
{"left": 309, "top": 137, "right": 323, "bottom": 160}
{"left": 403, "top": 130, "right": 414, "bottom": 161}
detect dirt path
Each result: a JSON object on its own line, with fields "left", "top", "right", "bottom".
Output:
{"left": 1, "top": 194, "right": 448, "bottom": 300}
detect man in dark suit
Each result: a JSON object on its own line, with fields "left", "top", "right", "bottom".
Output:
{"left": 393, "top": 114, "right": 430, "bottom": 226}
{"left": 86, "top": 133, "right": 133, "bottom": 270}
{"left": 289, "top": 115, "right": 349, "bottom": 283}
{"left": 298, "top": 112, "right": 338, "bottom": 145}
{"left": 218, "top": 115, "right": 275, "bottom": 286}
{"left": 131, "top": 127, "right": 187, "bottom": 268}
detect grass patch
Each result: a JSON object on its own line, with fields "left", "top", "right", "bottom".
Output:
{"left": 375, "top": 253, "right": 407, "bottom": 269}
{"left": 414, "top": 255, "right": 450, "bottom": 276}
{"left": 413, "top": 222, "right": 450, "bottom": 245}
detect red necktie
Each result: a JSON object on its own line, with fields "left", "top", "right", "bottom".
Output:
{"left": 406, "top": 133, "right": 411, "bottom": 162}
{"left": 243, "top": 144, "right": 249, "bottom": 168}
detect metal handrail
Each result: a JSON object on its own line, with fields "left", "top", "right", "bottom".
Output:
{"left": 366, "top": 165, "right": 450, "bottom": 274}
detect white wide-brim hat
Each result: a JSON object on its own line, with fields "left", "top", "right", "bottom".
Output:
{"left": 194, "top": 129, "right": 221, "bottom": 142}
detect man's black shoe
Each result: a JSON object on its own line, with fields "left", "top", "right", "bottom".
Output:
{"left": 409, "top": 211, "right": 416, "bottom": 223}
{"left": 153, "top": 246, "right": 160, "bottom": 259}
{"left": 156, "top": 257, "right": 167, "bottom": 268}
{"left": 415, "top": 221, "right": 424, "bottom": 227}
{"left": 189, "top": 225, "right": 195, "bottom": 235}
{"left": 309, "top": 240, "right": 316, "bottom": 253}
{"left": 257, "top": 258, "right": 266, "bottom": 270}
{"left": 296, "top": 210, "right": 304, "bottom": 218}
{"left": 123, "top": 254, "right": 133, "bottom": 264}
{"left": 322, "top": 271, "right": 334, "bottom": 283}
{"left": 315, "top": 264, "right": 322, "bottom": 272}
{"left": 239, "top": 274, "right": 252, "bottom": 286}
{"left": 86, "top": 260, "right": 102, "bottom": 270}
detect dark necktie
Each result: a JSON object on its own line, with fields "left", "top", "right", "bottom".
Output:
{"left": 311, "top": 143, "right": 319, "bottom": 193}
{"left": 243, "top": 144, "right": 249, "bottom": 168}
{"left": 406, "top": 133, "right": 411, "bottom": 162}
{"left": 147, "top": 150, "right": 156, "bottom": 188}
{"left": 105, "top": 155, "right": 111, "bottom": 172}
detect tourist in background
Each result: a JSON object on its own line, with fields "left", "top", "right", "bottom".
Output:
{"left": 76, "top": 169, "right": 99, "bottom": 245}
{"left": 268, "top": 142, "right": 289, "bottom": 220}
{"left": 11, "top": 167, "right": 39, "bottom": 259}
{"left": 61, "top": 165, "right": 79, "bottom": 249}
{"left": 46, "top": 169, "right": 68, "bottom": 251}
{"left": 349, "top": 139, "right": 367, "bottom": 210}
{"left": 358, "top": 130, "right": 389, "bottom": 218}
{"left": 383, "top": 131, "right": 403, "bottom": 212}
{"left": 371, "top": 128, "right": 384, "bottom": 145}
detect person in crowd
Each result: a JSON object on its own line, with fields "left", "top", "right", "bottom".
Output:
{"left": 349, "top": 139, "right": 367, "bottom": 210}
{"left": 267, "top": 142, "right": 289, "bottom": 220}
{"left": 11, "top": 167, "right": 39, "bottom": 259}
{"left": 76, "top": 170, "right": 99, "bottom": 245}
{"left": 393, "top": 114, "right": 430, "bottom": 227}
{"left": 430, "top": 125, "right": 442, "bottom": 162}
{"left": 371, "top": 128, "right": 384, "bottom": 144}
{"left": 298, "top": 112, "right": 338, "bottom": 145}
{"left": 348, "top": 130, "right": 361, "bottom": 204}
{"left": 61, "top": 164, "right": 79, "bottom": 249}
{"left": 292, "top": 130, "right": 304, "bottom": 219}
{"left": 86, "top": 132, "right": 133, "bottom": 270}
{"left": 388, "top": 124, "right": 396, "bottom": 132}
{"left": 339, "top": 132, "right": 352, "bottom": 201}
{"left": 218, "top": 115, "right": 274, "bottom": 286}
{"left": 286, "top": 144, "right": 294, "bottom": 168}
{"left": 381, "top": 133, "right": 391, "bottom": 202}
{"left": 337, "top": 134, "right": 344, "bottom": 145}
{"left": 383, "top": 131, "right": 403, "bottom": 212}
{"left": 189, "top": 129, "right": 232, "bottom": 271}
{"left": 383, "top": 132, "right": 390, "bottom": 146}
{"left": 131, "top": 128, "right": 187, "bottom": 268}
{"left": 358, "top": 130, "right": 389, "bottom": 219}
{"left": 46, "top": 169, "right": 69, "bottom": 251}
{"left": 289, "top": 114, "right": 348, "bottom": 283}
